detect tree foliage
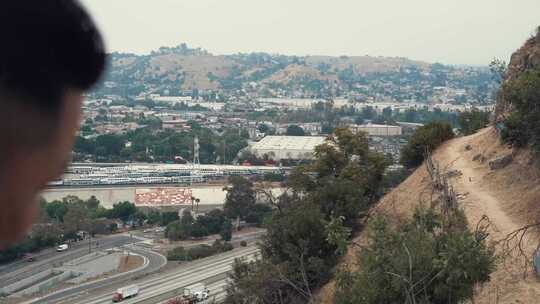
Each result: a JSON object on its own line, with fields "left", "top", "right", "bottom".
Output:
{"left": 335, "top": 207, "right": 496, "bottom": 304}
{"left": 400, "top": 122, "right": 454, "bottom": 169}
{"left": 223, "top": 176, "right": 256, "bottom": 220}
{"left": 165, "top": 209, "right": 233, "bottom": 241}
{"left": 226, "top": 127, "right": 388, "bottom": 303}
{"left": 499, "top": 66, "right": 540, "bottom": 155}
{"left": 286, "top": 125, "right": 306, "bottom": 136}
{"left": 220, "top": 219, "right": 233, "bottom": 241}
{"left": 107, "top": 201, "right": 137, "bottom": 222}
{"left": 458, "top": 108, "right": 490, "bottom": 135}
{"left": 74, "top": 126, "right": 248, "bottom": 164}
{"left": 167, "top": 240, "right": 233, "bottom": 261}
{"left": 0, "top": 195, "right": 136, "bottom": 264}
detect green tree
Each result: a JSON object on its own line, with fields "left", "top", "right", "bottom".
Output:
{"left": 147, "top": 210, "right": 162, "bottom": 225}
{"left": 197, "top": 209, "right": 226, "bottom": 234}
{"left": 227, "top": 128, "right": 388, "bottom": 303}
{"left": 64, "top": 204, "right": 91, "bottom": 232}
{"left": 499, "top": 66, "right": 540, "bottom": 154}
{"left": 45, "top": 200, "right": 68, "bottom": 222}
{"left": 191, "top": 222, "right": 209, "bottom": 238}
{"left": 108, "top": 201, "right": 137, "bottom": 222}
{"left": 166, "top": 220, "right": 189, "bottom": 241}
{"left": 257, "top": 124, "right": 270, "bottom": 134}
{"left": 458, "top": 108, "right": 490, "bottom": 135}
{"left": 95, "top": 134, "right": 125, "bottom": 156}
{"left": 223, "top": 177, "right": 256, "bottom": 220}
{"left": 400, "top": 122, "right": 454, "bottom": 169}
{"left": 85, "top": 196, "right": 101, "bottom": 210}
{"left": 286, "top": 125, "right": 305, "bottom": 136}
{"left": 335, "top": 207, "right": 496, "bottom": 304}
{"left": 219, "top": 219, "right": 233, "bottom": 241}
{"left": 160, "top": 211, "right": 180, "bottom": 226}
{"left": 245, "top": 204, "right": 272, "bottom": 225}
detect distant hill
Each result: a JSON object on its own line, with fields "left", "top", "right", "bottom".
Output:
{"left": 96, "top": 43, "right": 497, "bottom": 103}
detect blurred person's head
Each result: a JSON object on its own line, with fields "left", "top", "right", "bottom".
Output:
{"left": 0, "top": 0, "right": 105, "bottom": 247}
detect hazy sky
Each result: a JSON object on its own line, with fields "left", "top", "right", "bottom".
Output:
{"left": 81, "top": 0, "right": 540, "bottom": 65}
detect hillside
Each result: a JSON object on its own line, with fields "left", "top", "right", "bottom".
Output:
{"left": 318, "top": 28, "right": 540, "bottom": 303}
{"left": 95, "top": 44, "right": 497, "bottom": 102}
{"left": 494, "top": 28, "right": 540, "bottom": 121}
{"left": 318, "top": 127, "right": 540, "bottom": 303}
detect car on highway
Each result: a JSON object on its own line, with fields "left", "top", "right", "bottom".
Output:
{"left": 166, "top": 283, "right": 210, "bottom": 304}
{"left": 56, "top": 244, "right": 69, "bottom": 252}
{"left": 23, "top": 253, "right": 35, "bottom": 262}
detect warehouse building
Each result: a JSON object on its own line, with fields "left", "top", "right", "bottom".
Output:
{"left": 349, "top": 123, "right": 402, "bottom": 136}
{"left": 251, "top": 136, "right": 326, "bottom": 160}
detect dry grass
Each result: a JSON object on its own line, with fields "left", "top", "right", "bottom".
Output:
{"left": 317, "top": 127, "right": 540, "bottom": 304}
{"left": 117, "top": 255, "right": 145, "bottom": 273}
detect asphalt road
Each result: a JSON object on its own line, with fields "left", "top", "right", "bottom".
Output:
{"left": 23, "top": 244, "right": 167, "bottom": 304}
{"left": 61, "top": 246, "right": 259, "bottom": 304}
{"left": 0, "top": 235, "right": 136, "bottom": 288}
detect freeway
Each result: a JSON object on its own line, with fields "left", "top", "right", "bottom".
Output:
{"left": 0, "top": 234, "right": 136, "bottom": 288}
{"left": 154, "top": 280, "right": 229, "bottom": 304}
{"left": 24, "top": 244, "right": 167, "bottom": 304}
{"left": 58, "top": 246, "right": 259, "bottom": 304}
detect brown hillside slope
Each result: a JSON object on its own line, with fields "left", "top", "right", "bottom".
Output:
{"left": 318, "top": 127, "right": 540, "bottom": 303}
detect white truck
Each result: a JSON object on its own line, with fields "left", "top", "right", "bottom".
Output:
{"left": 112, "top": 285, "right": 140, "bottom": 302}
{"left": 183, "top": 283, "right": 210, "bottom": 302}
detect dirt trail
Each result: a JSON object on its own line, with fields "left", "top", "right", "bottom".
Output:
{"left": 436, "top": 128, "right": 540, "bottom": 303}
{"left": 442, "top": 131, "right": 520, "bottom": 235}
{"left": 318, "top": 128, "right": 540, "bottom": 303}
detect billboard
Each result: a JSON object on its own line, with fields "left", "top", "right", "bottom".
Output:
{"left": 135, "top": 188, "right": 193, "bottom": 207}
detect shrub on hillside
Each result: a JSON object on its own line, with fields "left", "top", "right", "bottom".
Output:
{"left": 335, "top": 207, "right": 496, "bottom": 304}
{"left": 400, "top": 122, "right": 454, "bottom": 169}
{"left": 382, "top": 167, "right": 411, "bottom": 191}
{"left": 499, "top": 66, "right": 540, "bottom": 154}
{"left": 458, "top": 108, "right": 490, "bottom": 135}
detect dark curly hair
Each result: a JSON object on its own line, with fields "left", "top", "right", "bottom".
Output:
{"left": 0, "top": 0, "right": 106, "bottom": 113}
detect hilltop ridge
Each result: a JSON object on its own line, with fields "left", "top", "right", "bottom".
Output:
{"left": 96, "top": 43, "right": 497, "bottom": 103}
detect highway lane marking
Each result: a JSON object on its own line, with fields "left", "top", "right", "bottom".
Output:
{"left": 20, "top": 246, "right": 165, "bottom": 304}
{"left": 79, "top": 249, "right": 259, "bottom": 304}
{"left": 117, "top": 255, "right": 257, "bottom": 304}
{"left": 82, "top": 251, "right": 258, "bottom": 304}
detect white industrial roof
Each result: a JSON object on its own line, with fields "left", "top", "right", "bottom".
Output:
{"left": 252, "top": 136, "right": 326, "bottom": 151}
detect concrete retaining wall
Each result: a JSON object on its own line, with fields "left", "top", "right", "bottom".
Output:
{"left": 11, "top": 270, "right": 77, "bottom": 297}
{"left": 0, "top": 269, "right": 53, "bottom": 295}
{"left": 64, "top": 251, "right": 107, "bottom": 267}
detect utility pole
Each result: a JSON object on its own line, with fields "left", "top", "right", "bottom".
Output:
{"left": 88, "top": 233, "right": 91, "bottom": 254}
{"left": 193, "top": 136, "right": 200, "bottom": 166}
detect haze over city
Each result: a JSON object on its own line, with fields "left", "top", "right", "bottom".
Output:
{"left": 82, "top": 0, "right": 540, "bottom": 65}
{"left": 3, "top": 2, "right": 540, "bottom": 304}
